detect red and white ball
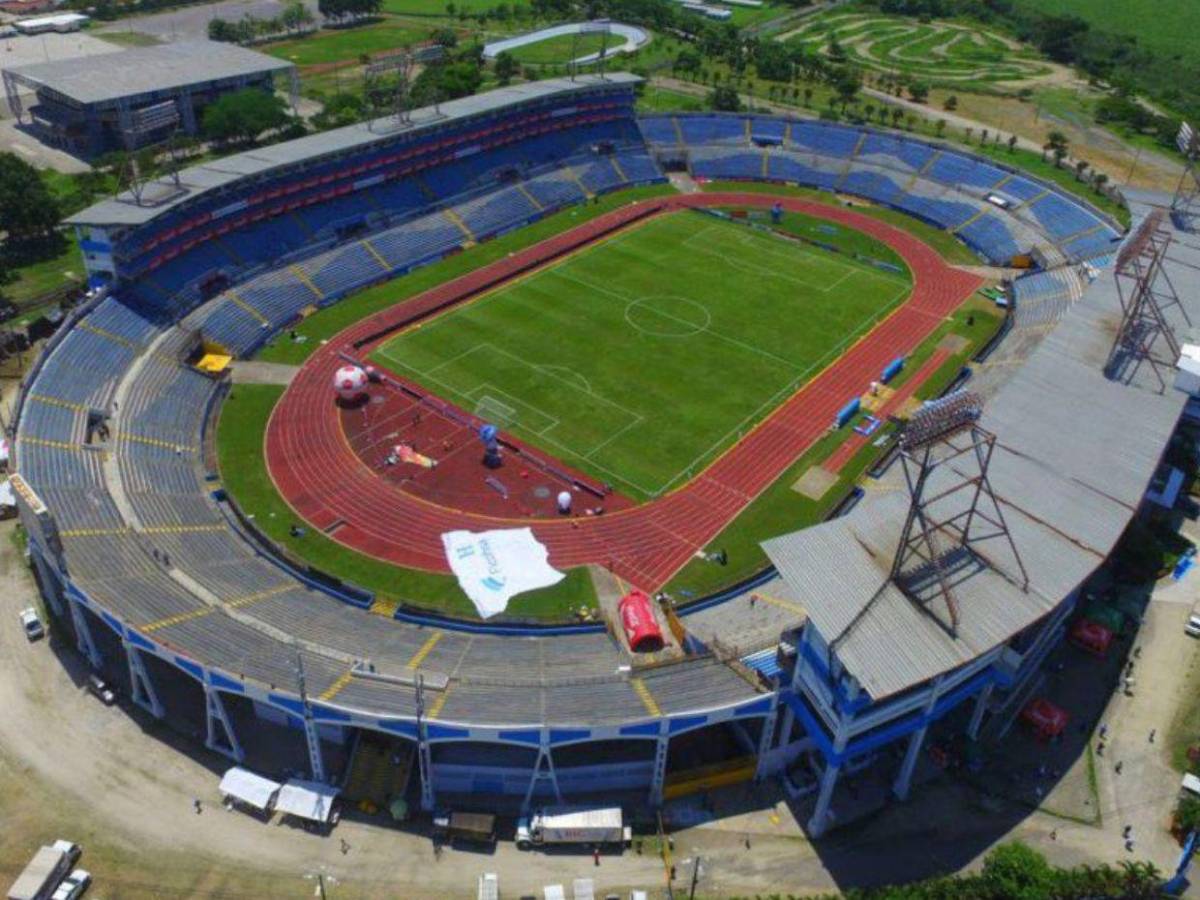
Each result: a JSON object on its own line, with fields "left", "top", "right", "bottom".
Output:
{"left": 333, "top": 364, "right": 369, "bottom": 401}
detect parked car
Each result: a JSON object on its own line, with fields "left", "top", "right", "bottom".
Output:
{"left": 19, "top": 608, "right": 44, "bottom": 641}
{"left": 1186, "top": 615, "right": 1200, "bottom": 638}
{"left": 86, "top": 674, "right": 115, "bottom": 705}
{"left": 51, "top": 868, "right": 91, "bottom": 900}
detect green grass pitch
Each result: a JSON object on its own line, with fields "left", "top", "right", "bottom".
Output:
{"left": 372, "top": 210, "right": 911, "bottom": 501}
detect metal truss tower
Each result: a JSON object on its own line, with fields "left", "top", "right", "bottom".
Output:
{"left": 1105, "top": 209, "right": 1189, "bottom": 391}
{"left": 1171, "top": 121, "right": 1200, "bottom": 232}
{"left": 890, "top": 391, "right": 1028, "bottom": 637}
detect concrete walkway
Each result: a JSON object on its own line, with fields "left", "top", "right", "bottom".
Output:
{"left": 229, "top": 360, "right": 300, "bottom": 385}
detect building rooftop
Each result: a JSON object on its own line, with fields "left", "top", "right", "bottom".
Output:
{"left": 765, "top": 193, "right": 1191, "bottom": 701}
{"left": 64, "top": 73, "right": 642, "bottom": 230}
{"left": 6, "top": 40, "right": 292, "bottom": 107}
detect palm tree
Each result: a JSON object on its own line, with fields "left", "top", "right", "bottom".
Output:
{"left": 1075, "top": 159, "right": 1090, "bottom": 182}
{"left": 1007, "top": 134, "right": 1018, "bottom": 154}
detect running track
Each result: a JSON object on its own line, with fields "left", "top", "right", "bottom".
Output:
{"left": 267, "top": 193, "right": 982, "bottom": 590}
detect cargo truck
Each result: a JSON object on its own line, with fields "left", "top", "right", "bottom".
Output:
{"left": 433, "top": 811, "right": 497, "bottom": 846}
{"left": 515, "top": 807, "right": 630, "bottom": 850}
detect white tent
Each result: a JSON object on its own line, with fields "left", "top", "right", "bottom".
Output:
{"left": 218, "top": 766, "right": 280, "bottom": 811}
{"left": 0, "top": 437, "right": 9, "bottom": 466}
{"left": 276, "top": 778, "right": 339, "bottom": 823}
{"left": 0, "top": 479, "right": 15, "bottom": 509}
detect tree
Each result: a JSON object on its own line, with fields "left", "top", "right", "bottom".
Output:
{"left": 430, "top": 26, "right": 457, "bottom": 48}
{"left": 1075, "top": 159, "right": 1090, "bottom": 181}
{"left": 802, "top": 86, "right": 813, "bottom": 107}
{"left": 980, "top": 128, "right": 988, "bottom": 145}
{"left": 208, "top": 16, "right": 235, "bottom": 41}
{"left": 201, "top": 88, "right": 291, "bottom": 146}
{"left": 708, "top": 84, "right": 741, "bottom": 112}
{"left": 674, "top": 48, "right": 701, "bottom": 78}
{"left": 1093, "top": 172, "right": 1109, "bottom": 193}
{"left": 0, "top": 152, "right": 61, "bottom": 248}
{"left": 943, "top": 94, "right": 958, "bottom": 111}
{"left": 907, "top": 80, "right": 929, "bottom": 104}
{"left": 1045, "top": 130, "right": 1070, "bottom": 167}
{"left": 980, "top": 841, "right": 1056, "bottom": 900}
{"left": 935, "top": 118, "right": 946, "bottom": 138}
{"left": 833, "top": 66, "right": 860, "bottom": 109}
{"left": 280, "top": 1, "right": 312, "bottom": 34}
{"left": 1007, "top": 134, "right": 1018, "bottom": 153}
{"left": 494, "top": 51, "right": 518, "bottom": 86}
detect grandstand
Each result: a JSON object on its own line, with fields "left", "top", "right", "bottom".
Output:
{"left": 640, "top": 113, "right": 1121, "bottom": 266}
{"left": 15, "top": 76, "right": 1194, "bottom": 833}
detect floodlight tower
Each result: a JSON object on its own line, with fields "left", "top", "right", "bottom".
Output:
{"left": 364, "top": 50, "right": 416, "bottom": 128}
{"left": 1105, "top": 209, "right": 1189, "bottom": 391}
{"left": 890, "top": 391, "right": 1027, "bottom": 637}
{"left": 571, "top": 22, "right": 611, "bottom": 81}
{"left": 1171, "top": 121, "right": 1200, "bottom": 232}
{"left": 116, "top": 99, "right": 183, "bottom": 205}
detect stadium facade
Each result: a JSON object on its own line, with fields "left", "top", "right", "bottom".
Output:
{"left": 2, "top": 41, "right": 295, "bottom": 157}
{"left": 14, "top": 74, "right": 1189, "bottom": 831}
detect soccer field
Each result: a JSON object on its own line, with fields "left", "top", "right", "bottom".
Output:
{"left": 372, "top": 210, "right": 911, "bottom": 500}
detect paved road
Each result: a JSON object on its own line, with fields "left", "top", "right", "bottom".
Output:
{"left": 95, "top": 0, "right": 321, "bottom": 41}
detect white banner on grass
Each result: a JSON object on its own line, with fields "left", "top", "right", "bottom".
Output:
{"left": 442, "top": 527, "right": 565, "bottom": 618}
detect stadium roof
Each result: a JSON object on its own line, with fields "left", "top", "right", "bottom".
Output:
{"left": 765, "top": 193, "right": 1193, "bottom": 700}
{"left": 5, "top": 40, "right": 292, "bottom": 106}
{"left": 64, "top": 73, "right": 642, "bottom": 230}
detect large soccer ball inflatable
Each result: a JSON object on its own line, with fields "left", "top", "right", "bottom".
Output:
{"left": 333, "top": 364, "right": 369, "bottom": 402}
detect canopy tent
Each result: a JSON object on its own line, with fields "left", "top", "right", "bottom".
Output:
{"left": 1069, "top": 619, "right": 1114, "bottom": 657}
{"left": 1021, "top": 698, "right": 1069, "bottom": 742}
{"left": 218, "top": 766, "right": 281, "bottom": 811}
{"left": 0, "top": 478, "right": 15, "bottom": 509}
{"left": 275, "top": 778, "right": 340, "bottom": 823}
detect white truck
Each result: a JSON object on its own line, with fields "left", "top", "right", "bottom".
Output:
{"left": 7, "top": 841, "right": 79, "bottom": 900}
{"left": 516, "top": 806, "right": 630, "bottom": 850}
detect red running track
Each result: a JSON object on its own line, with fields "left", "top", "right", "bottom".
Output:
{"left": 267, "top": 193, "right": 982, "bottom": 590}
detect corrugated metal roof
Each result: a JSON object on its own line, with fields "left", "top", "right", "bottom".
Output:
{"left": 764, "top": 192, "right": 1196, "bottom": 700}
{"left": 65, "top": 73, "right": 641, "bottom": 229}
{"left": 7, "top": 40, "right": 292, "bottom": 105}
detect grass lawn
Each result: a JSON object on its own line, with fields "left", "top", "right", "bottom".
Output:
{"left": 217, "top": 384, "right": 597, "bottom": 620}
{"left": 666, "top": 295, "right": 1001, "bottom": 597}
{"left": 371, "top": 210, "right": 910, "bottom": 500}
{"left": 1013, "top": 0, "right": 1200, "bottom": 71}
{"left": 3, "top": 238, "right": 84, "bottom": 305}
{"left": 701, "top": 180, "right": 982, "bottom": 265}
{"left": 638, "top": 85, "right": 705, "bottom": 113}
{"left": 264, "top": 19, "right": 432, "bottom": 66}
{"left": 382, "top": 0, "right": 525, "bottom": 13}
{"left": 256, "top": 183, "right": 677, "bottom": 366}
{"left": 508, "top": 32, "right": 612, "bottom": 65}
{"left": 94, "top": 28, "right": 162, "bottom": 47}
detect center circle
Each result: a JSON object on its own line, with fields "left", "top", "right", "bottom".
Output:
{"left": 624, "top": 295, "right": 711, "bottom": 337}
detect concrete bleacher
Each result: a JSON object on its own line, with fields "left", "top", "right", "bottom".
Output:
{"left": 639, "top": 113, "right": 1121, "bottom": 267}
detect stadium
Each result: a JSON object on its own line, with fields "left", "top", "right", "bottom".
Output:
{"left": 11, "top": 70, "right": 1189, "bottom": 838}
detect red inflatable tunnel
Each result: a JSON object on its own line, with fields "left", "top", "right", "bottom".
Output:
{"left": 618, "top": 590, "right": 664, "bottom": 653}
